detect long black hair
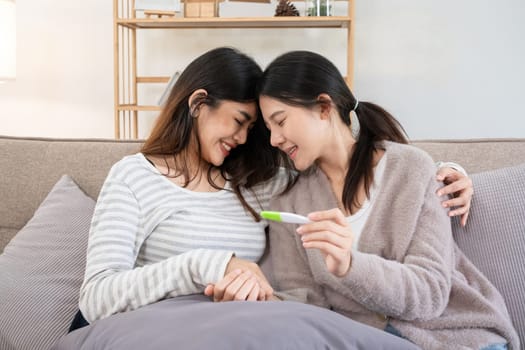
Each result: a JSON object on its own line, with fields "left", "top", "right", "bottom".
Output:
{"left": 142, "top": 47, "right": 292, "bottom": 220}
{"left": 257, "top": 50, "right": 408, "bottom": 212}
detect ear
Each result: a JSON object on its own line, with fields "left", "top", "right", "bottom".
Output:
{"left": 317, "top": 93, "right": 334, "bottom": 120}
{"left": 188, "top": 89, "right": 208, "bottom": 117}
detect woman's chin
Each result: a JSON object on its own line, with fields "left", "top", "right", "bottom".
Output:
{"left": 211, "top": 155, "right": 226, "bottom": 167}
{"left": 201, "top": 152, "right": 225, "bottom": 167}
{"left": 292, "top": 160, "right": 309, "bottom": 172}
{"left": 212, "top": 159, "right": 225, "bottom": 167}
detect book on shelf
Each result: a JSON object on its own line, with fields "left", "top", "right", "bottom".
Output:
{"left": 135, "top": 0, "right": 182, "bottom": 13}
{"left": 158, "top": 70, "right": 181, "bottom": 106}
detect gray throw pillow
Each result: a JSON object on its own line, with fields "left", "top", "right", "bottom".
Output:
{"left": 0, "top": 175, "right": 95, "bottom": 350}
{"left": 452, "top": 163, "right": 525, "bottom": 346}
{"left": 53, "top": 295, "right": 420, "bottom": 350}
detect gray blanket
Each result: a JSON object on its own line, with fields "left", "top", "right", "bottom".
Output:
{"left": 52, "top": 295, "right": 419, "bottom": 350}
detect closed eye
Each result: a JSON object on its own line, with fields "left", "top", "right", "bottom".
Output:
{"left": 277, "top": 118, "right": 286, "bottom": 127}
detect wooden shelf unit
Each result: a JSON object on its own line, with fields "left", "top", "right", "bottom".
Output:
{"left": 117, "top": 16, "right": 351, "bottom": 29}
{"left": 114, "top": 0, "right": 354, "bottom": 139}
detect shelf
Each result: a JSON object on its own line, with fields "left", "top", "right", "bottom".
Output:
{"left": 118, "top": 105, "right": 162, "bottom": 111}
{"left": 136, "top": 76, "right": 170, "bottom": 83}
{"left": 114, "top": 0, "right": 354, "bottom": 138}
{"left": 116, "top": 17, "right": 351, "bottom": 29}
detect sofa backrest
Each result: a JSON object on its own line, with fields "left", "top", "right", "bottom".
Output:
{"left": 0, "top": 136, "right": 142, "bottom": 250}
{"left": 412, "top": 138, "right": 525, "bottom": 174}
{"left": 1, "top": 136, "right": 525, "bottom": 251}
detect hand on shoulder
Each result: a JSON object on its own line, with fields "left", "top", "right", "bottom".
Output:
{"left": 436, "top": 167, "right": 473, "bottom": 226}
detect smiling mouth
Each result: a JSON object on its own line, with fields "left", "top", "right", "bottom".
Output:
{"left": 286, "top": 146, "right": 298, "bottom": 159}
{"left": 219, "top": 141, "right": 234, "bottom": 157}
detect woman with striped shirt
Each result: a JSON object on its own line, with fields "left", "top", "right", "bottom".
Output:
{"left": 75, "top": 47, "right": 294, "bottom": 324}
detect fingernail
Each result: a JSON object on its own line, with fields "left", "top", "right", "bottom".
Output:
{"left": 437, "top": 191, "right": 442, "bottom": 196}
{"left": 296, "top": 227, "right": 303, "bottom": 234}
{"left": 442, "top": 203, "right": 448, "bottom": 208}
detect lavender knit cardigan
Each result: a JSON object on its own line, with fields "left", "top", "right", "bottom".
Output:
{"left": 268, "top": 141, "right": 519, "bottom": 350}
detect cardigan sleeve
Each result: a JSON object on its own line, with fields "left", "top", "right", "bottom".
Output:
{"left": 79, "top": 168, "right": 233, "bottom": 323}
{"left": 435, "top": 161, "right": 468, "bottom": 176}
{"left": 338, "top": 175, "right": 454, "bottom": 321}
{"left": 267, "top": 198, "right": 329, "bottom": 307}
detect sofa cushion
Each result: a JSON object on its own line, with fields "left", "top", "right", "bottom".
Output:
{"left": 452, "top": 163, "right": 525, "bottom": 346}
{"left": 0, "top": 175, "right": 95, "bottom": 350}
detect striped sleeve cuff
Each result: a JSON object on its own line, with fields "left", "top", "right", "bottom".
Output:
{"left": 436, "top": 161, "right": 468, "bottom": 176}
{"left": 192, "top": 250, "right": 235, "bottom": 288}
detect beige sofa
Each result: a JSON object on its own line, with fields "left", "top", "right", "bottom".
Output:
{"left": 1, "top": 135, "right": 524, "bottom": 349}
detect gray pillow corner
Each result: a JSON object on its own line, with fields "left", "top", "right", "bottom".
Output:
{"left": 0, "top": 174, "right": 95, "bottom": 350}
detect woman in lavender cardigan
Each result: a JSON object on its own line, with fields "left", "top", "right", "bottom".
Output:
{"left": 254, "top": 51, "right": 519, "bottom": 350}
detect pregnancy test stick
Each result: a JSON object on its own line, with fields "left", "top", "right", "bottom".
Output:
{"left": 260, "top": 211, "right": 310, "bottom": 224}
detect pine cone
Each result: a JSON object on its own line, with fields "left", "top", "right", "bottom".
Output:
{"left": 275, "top": 0, "right": 300, "bottom": 16}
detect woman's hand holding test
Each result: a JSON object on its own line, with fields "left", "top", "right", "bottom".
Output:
{"left": 298, "top": 208, "right": 354, "bottom": 277}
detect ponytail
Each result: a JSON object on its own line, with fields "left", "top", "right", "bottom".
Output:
{"left": 343, "top": 101, "right": 408, "bottom": 212}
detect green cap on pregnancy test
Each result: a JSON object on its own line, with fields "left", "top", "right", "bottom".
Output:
{"left": 260, "top": 211, "right": 310, "bottom": 224}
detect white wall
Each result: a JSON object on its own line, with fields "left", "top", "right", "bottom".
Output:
{"left": 0, "top": 0, "right": 114, "bottom": 138}
{"left": 355, "top": 0, "right": 525, "bottom": 139}
{"left": 1, "top": 0, "right": 524, "bottom": 139}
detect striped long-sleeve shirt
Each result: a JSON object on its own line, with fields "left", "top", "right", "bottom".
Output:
{"left": 79, "top": 153, "right": 287, "bottom": 322}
